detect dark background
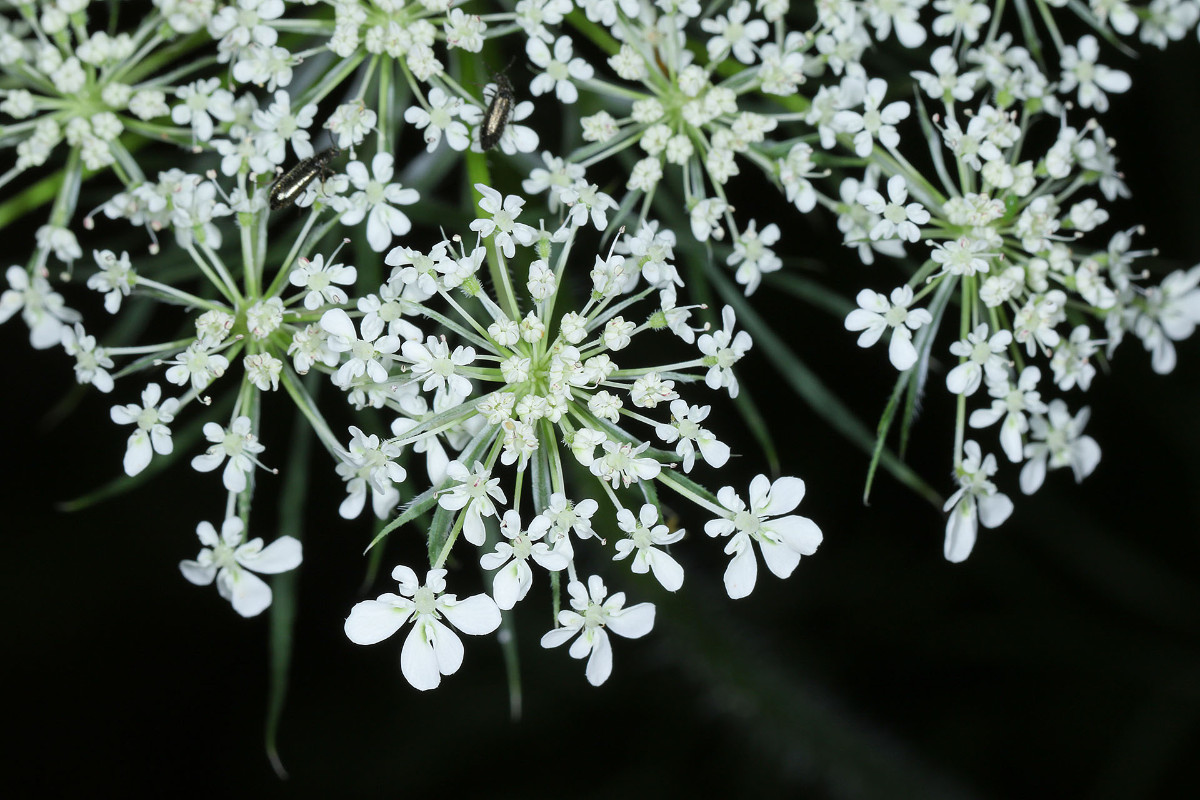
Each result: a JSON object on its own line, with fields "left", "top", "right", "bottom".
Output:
{"left": 4, "top": 30, "right": 1200, "bottom": 800}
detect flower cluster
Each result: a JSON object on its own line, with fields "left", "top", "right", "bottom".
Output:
{"left": 1, "top": 0, "right": 1198, "bottom": 703}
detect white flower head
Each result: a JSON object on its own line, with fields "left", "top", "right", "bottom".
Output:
{"left": 180, "top": 516, "right": 302, "bottom": 618}
{"left": 540, "top": 575, "right": 655, "bottom": 686}
{"left": 479, "top": 510, "right": 570, "bottom": 609}
{"left": 704, "top": 476, "right": 822, "bottom": 599}
{"left": 1, "top": 265, "right": 80, "bottom": 349}
{"left": 344, "top": 566, "right": 502, "bottom": 691}
{"left": 856, "top": 175, "right": 929, "bottom": 243}
{"left": 654, "top": 400, "right": 730, "bottom": 473}
{"left": 469, "top": 184, "right": 537, "bottom": 258}
{"left": 289, "top": 253, "right": 357, "bottom": 310}
{"left": 697, "top": 305, "right": 753, "bottom": 398}
{"left": 437, "top": 460, "right": 507, "bottom": 546}
{"left": 109, "top": 382, "right": 180, "bottom": 476}
{"left": 943, "top": 441, "right": 1013, "bottom": 563}
{"left": 946, "top": 324, "right": 1013, "bottom": 396}
{"left": 526, "top": 35, "right": 594, "bottom": 104}
{"left": 1019, "top": 401, "right": 1101, "bottom": 495}
{"left": 844, "top": 285, "right": 932, "bottom": 371}
{"left": 335, "top": 153, "right": 420, "bottom": 252}
{"left": 613, "top": 504, "right": 686, "bottom": 591}
{"left": 1059, "top": 35, "right": 1131, "bottom": 113}
{"left": 190, "top": 415, "right": 267, "bottom": 493}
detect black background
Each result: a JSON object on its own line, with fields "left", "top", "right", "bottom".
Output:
{"left": 4, "top": 23, "right": 1200, "bottom": 800}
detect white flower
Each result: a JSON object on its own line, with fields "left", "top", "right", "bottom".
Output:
{"left": 654, "top": 400, "right": 730, "bottom": 473}
{"left": 479, "top": 510, "right": 570, "bottom": 609}
{"left": 171, "top": 78, "right": 234, "bottom": 142}
{"left": 704, "top": 475, "right": 823, "bottom": 599}
{"left": 252, "top": 88, "right": 318, "bottom": 164}
{"left": 208, "top": 0, "right": 283, "bottom": 58}
{"left": 335, "top": 426, "right": 407, "bottom": 520}
{"left": 913, "top": 45, "right": 979, "bottom": 102}
{"left": 931, "top": 0, "right": 990, "bottom": 43}
{"left": 1132, "top": 265, "right": 1200, "bottom": 374}
{"left": 856, "top": 175, "right": 929, "bottom": 243}
{"left": 1059, "top": 35, "right": 1131, "bottom": 113}
{"left": 61, "top": 324, "right": 114, "bottom": 393}
{"left": 697, "top": 305, "right": 752, "bottom": 398}
{"left": 590, "top": 439, "right": 662, "bottom": 487}
{"left": 110, "top": 382, "right": 180, "bottom": 476}
{"left": 289, "top": 253, "right": 357, "bottom": 310}
{"left": 320, "top": 308, "right": 401, "bottom": 389}
{"left": 540, "top": 575, "right": 655, "bottom": 686}
{"left": 163, "top": 342, "right": 229, "bottom": 392}
{"left": 437, "top": 460, "right": 506, "bottom": 546}
{"left": 443, "top": 7, "right": 486, "bottom": 52}
{"left": 930, "top": 237, "right": 992, "bottom": 278}
{"left": 402, "top": 336, "right": 476, "bottom": 403}
{"left": 87, "top": 249, "right": 136, "bottom": 314}
{"left": 613, "top": 504, "right": 685, "bottom": 591}
{"left": 336, "top": 153, "right": 420, "bottom": 252}
{"left": 526, "top": 35, "right": 593, "bottom": 104}
{"left": 700, "top": 0, "right": 769, "bottom": 64}
{"left": 728, "top": 220, "right": 782, "bottom": 295}
{"left": 559, "top": 180, "right": 617, "bottom": 231}
{"left": 844, "top": 285, "right": 933, "bottom": 371}
{"left": 344, "top": 566, "right": 502, "bottom": 691}
{"left": 190, "top": 415, "right": 266, "bottom": 493}
{"left": 469, "top": 184, "right": 537, "bottom": 258}
{"left": 179, "top": 516, "right": 302, "bottom": 618}
{"left": 946, "top": 324, "right": 1013, "bottom": 396}
{"left": 943, "top": 441, "right": 1013, "bottom": 563}
{"left": 403, "top": 87, "right": 477, "bottom": 152}
{"left": 835, "top": 78, "right": 911, "bottom": 157}
{"left": 326, "top": 100, "right": 378, "bottom": 150}
{"left": 1019, "top": 401, "right": 1102, "bottom": 495}
{"left": 968, "top": 366, "right": 1047, "bottom": 462}
{"left": 541, "top": 493, "right": 600, "bottom": 556}
{"left": 0, "top": 265, "right": 80, "bottom": 349}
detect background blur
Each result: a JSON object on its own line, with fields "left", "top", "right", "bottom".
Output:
{"left": 3, "top": 27, "right": 1199, "bottom": 800}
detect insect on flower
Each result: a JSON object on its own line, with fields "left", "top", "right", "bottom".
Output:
{"left": 269, "top": 146, "right": 341, "bottom": 210}
{"left": 479, "top": 72, "right": 515, "bottom": 151}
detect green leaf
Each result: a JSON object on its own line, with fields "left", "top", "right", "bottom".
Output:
{"left": 264, "top": 390, "right": 316, "bottom": 779}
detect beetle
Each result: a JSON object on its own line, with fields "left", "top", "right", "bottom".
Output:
{"left": 479, "top": 72, "right": 515, "bottom": 151}
{"left": 269, "top": 146, "right": 340, "bottom": 210}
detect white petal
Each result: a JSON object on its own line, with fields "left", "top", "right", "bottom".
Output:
{"left": 944, "top": 499, "right": 977, "bottom": 563}
{"left": 584, "top": 628, "right": 613, "bottom": 686}
{"left": 239, "top": 535, "right": 302, "bottom": 574}
{"left": 758, "top": 535, "right": 802, "bottom": 579}
{"left": 540, "top": 626, "right": 578, "bottom": 649}
{"left": 428, "top": 617, "right": 465, "bottom": 676}
{"left": 608, "top": 602, "right": 656, "bottom": 639}
{"left": 123, "top": 433, "right": 152, "bottom": 476}
{"left": 221, "top": 458, "right": 247, "bottom": 492}
{"left": 760, "top": 476, "right": 805, "bottom": 516}
{"left": 344, "top": 599, "right": 409, "bottom": 645}
{"left": 889, "top": 328, "right": 918, "bottom": 370}
{"left": 227, "top": 570, "right": 273, "bottom": 617}
{"left": 441, "top": 592, "right": 502, "bottom": 635}
{"left": 320, "top": 308, "right": 357, "bottom": 339}
{"left": 977, "top": 492, "right": 1013, "bottom": 528}
{"left": 723, "top": 538, "right": 758, "bottom": 599}
{"left": 490, "top": 561, "right": 523, "bottom": 610}
{"left": 1071, "top": 436, "right": 1102, "bottom": 482}
{"left": 400, "top": 618, "right": 444, "bottom": 691}
{"left": 648, "top": 552, "right": 684, "bottom": 591}
{"left": 179, "top": 560, "right": 215, "bottom": 586}
{"left": 770, "top": 515, "right": 823, "bottom": 555}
